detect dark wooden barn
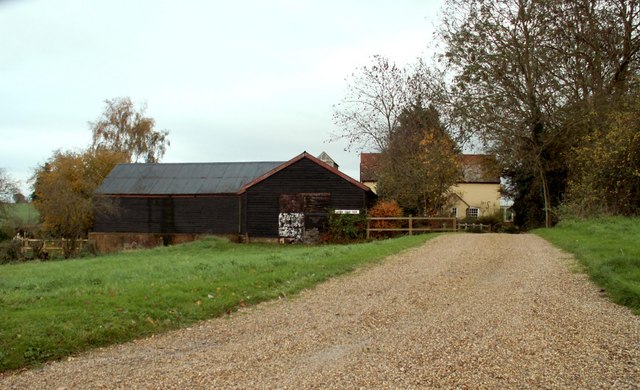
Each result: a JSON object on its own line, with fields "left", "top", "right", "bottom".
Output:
{"left": 91, "top": 152, "right": 375, "bottom": 251}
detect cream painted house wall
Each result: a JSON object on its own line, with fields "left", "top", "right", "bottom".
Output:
{"left": 450, "top": 183, "right": 501, "bottom": 218}
{"left": 363, "top": 181, "right": 377, "bottom": 194}
{"left": 364, "top": 180, "right": 501, "bottom": 219}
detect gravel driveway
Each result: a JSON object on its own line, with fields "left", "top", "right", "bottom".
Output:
{"left": 2, "top": 234, "right": 639, "bottom": 389}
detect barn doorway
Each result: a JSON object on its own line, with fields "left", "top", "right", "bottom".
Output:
{"left": 278, "top": 193, "right": 330, "bottom": 243}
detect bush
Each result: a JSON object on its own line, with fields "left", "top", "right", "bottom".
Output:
{"left": 28, "top": 240, "right": 45, "bottom": 260}
{"left": 78, "top": 239, "right": 97, "bottom": 258}
{"left": 368, "top": 200, "right": 404, "bottom": 238}
{"left": 326, "top": 212, "right": 366, "bottom": 243}
{"left": 0, "top": 240, "right": 23, "bottom": 264}
{"left": 497, "top": 224, "right": 520, "bottom": 234}
{"left": 477, "top": 211, "right": 502, "bottom": 226}
{"left": 479, "top": 211, "right": 505, "bottom": 232}
{"left": 458, "top": 211, "right": 507, "bottom": 233}
{"left": 564, "top": 98, "right": 640, "bottom": 216}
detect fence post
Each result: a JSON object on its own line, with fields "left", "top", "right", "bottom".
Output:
{"left": 366, "top": 218, "right": 370, "bottom": 240}
{"left": 409, "top": 215, "right": 413, "bottom": 236}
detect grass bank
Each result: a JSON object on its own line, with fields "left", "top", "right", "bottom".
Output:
{"left": 0, "top": 203, "right": 39, "bottom": 226}
{"left": 0, "top": 234, "right": 435, "bottom": 372}
{"left": 535, "top": 217, "right": 640, "bottom": 315}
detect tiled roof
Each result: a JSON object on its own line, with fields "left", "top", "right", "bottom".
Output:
{"left": 360, "top": 153, "right": 381, "bottom": 182}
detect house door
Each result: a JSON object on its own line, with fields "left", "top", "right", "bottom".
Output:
{"left": 278, "top": 193, "right": 330, "bottom": 243}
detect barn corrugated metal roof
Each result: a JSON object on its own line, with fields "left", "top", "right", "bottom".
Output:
{"left": 96, "top": 161, "right": 284, "bottom": 195}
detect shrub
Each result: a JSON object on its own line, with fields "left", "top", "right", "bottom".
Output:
{"left": 326, "top": 212, "right": 366, "bottom": 243}
{"left": 78, "top": 240, "right": 97, "bottom": 257}
{"left": 0, "top": 240, "right": 23, "bottom": 264}
{"left": 563, "top": 98, "right": 640, "bottom": 216}
{"left": 476, "top": 211, "right": 505, "bottom": 232}
{"left": 477, "top": 211, "right": 502, "bottom": 226}
{"left": 368, "top": 200, "right": 404, "bottom": 238}
{"left": 28, "top": 240, "right": 45, "bottom": 260}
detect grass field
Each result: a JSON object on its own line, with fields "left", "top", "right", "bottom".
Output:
{"left": 535, "top": 217, "right": 640, "bottom": 315}
{"left": 0, "top": 203, "right": 39, "bottom": 226}
{"left": 0, "top": 234, "right": 436, "bottom": 372}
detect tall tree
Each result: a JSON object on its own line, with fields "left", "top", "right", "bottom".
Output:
{"left": 440, "top": 0, "right": 562, "bottom": 227}
{"left": 331, "top": 55, "right": 434, "bottom": 152}
{"left": 90, "top": 97, "right": 170, "bottom": 163}
{"left": 377, "top": 103, "right": 460, "bottom": 215}
{"left": 439, "top": 0, "right": 640, "bottom": 226}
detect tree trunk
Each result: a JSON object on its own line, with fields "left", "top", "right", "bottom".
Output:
{"left": 538, "top": 162, "right": 551, "bottom": 228}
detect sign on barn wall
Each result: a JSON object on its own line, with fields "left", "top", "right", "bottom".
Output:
{"left": 334, "top": 209, "right": 360, "bottom": 214}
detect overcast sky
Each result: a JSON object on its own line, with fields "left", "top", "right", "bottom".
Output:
{"left": 1, "top": 0, "right": 444, "bottom": 194}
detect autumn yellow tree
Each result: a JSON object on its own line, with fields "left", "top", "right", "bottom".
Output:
{"left": 32, "top": 150, "right": 128, "bottom": 257}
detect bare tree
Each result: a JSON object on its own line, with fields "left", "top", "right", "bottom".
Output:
{"left": 331, "top": 55, "right": 434, "bottom": 152}
{"left": 90, "top": 97, "right": 170, "bottom": 163}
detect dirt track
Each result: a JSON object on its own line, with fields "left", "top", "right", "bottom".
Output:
{"left": 2, "top": 234, "right": 639, "bottom": 389}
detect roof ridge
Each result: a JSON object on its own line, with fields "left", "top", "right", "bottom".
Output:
{"left": 115, "top": 161, "right": 286, "bottom": 166}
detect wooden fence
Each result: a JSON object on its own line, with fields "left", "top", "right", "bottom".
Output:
{"left": 15, "top": 238, "right": 89, "bottom": 259}
{"left": 366, "top": 216, "right": 458, "bottom": 239}
{"left": 457, "top": 223, "right": 491, "bottom": 232}
{"left": 366, "top": 217, "right": 492, "bottom": 238}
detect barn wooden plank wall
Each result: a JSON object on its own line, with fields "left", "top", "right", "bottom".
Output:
{"left": 94, "top": 196, "right": 240, "bottom": 234}
{"left": 245, "top": 158, "right": 374, "bottom": 237}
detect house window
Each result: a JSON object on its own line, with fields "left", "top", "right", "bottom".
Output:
{"left": 466, "top": 207, "right": 480, "bottom": 218}
{"left": 451, "top": 207, "right": 457, "bottom": 217}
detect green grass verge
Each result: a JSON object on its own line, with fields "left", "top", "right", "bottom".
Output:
{"left": 534, "top": 217, "right": 640, "bottom": 315}
{"left": 0, "top": 234, "right": 435, "bottom": 372}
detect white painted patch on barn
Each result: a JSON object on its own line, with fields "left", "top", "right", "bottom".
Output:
{"left": 278, "top": 212, "right": 304, "bottom": 242}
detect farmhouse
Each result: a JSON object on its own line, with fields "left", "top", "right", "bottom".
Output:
{"left": 91, "top": 152, "right": 375, "bottom": 251}
{"left": 360, "top": 153, "right": 502, "bottom": 219}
